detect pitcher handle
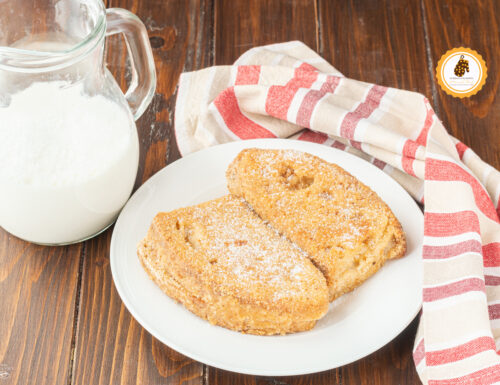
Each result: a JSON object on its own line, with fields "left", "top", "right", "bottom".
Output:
{"left": 105, "top": 8, "right": 156, "bottom": 121}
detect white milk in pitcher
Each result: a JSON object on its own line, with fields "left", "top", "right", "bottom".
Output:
{"left": 0, "top": 81, "right": 139, "bottom": 244}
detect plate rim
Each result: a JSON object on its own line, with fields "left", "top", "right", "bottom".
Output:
{"left": 110, "top": 138, "right": 423, "bottom": 376}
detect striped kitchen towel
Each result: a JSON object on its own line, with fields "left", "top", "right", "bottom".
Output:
{"left": 174, "top": 41, "right": 500, "bottom": 384}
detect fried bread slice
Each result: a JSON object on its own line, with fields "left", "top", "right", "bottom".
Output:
{"left": 226, "top": 148, "right": 406, "bottom": 301}
{"left": 137, "top": 195, "right": 329, "bottom": 335}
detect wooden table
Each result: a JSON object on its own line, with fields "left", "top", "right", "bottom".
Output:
{"left": 1, "top": 0, "right": 499, "bottom": 384}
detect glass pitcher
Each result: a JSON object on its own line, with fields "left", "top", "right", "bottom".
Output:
{"left": 0, "top": 0, "right": 156, "bottom": 245}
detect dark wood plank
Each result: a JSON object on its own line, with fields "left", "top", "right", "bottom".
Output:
{"left": 72, "top": 233, "right": 203, "bottom": 385}
{"left": 319, "top": 0, "right": 433, "bottom": 94}
{"left": 422, "top": 0, "right": 500, "bottom": 169}
{"left": 315, "top": 1, "right": 435, "bottom": 383}
{"left": 214, "top": 0, "right": 318, "bottom": 65}
{"left": 71, "top": 1, "right": 213, "bottom": 384}
{"left": 0, "top": 231, "right": 82, "bottom": 385}
{"left": 210, "top": 318, "right": 419, "bottom": 385}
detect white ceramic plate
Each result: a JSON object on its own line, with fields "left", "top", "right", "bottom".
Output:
{"left": 110, "top": 139, "right": 423, "bottom": 376}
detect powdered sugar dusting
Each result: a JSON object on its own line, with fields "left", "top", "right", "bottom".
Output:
{"left": 179, "top": 196, "right": 322, "bottom": 300}
{"left": 230, "top": 149, "right": 385, "bottom": 252}
{"left": 227, "top": 148, "right": 402, "bottom": 301}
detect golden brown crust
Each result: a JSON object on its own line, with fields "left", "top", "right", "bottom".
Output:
{"left": 137, "top": 195, "right": 329, "bottom": 335}
{"left": 226, "top": 148, "right": 407, "bottom": 301}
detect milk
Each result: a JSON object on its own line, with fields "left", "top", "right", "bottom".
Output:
{"left": 0, "top": 81, "right": 139, "bottom": 244}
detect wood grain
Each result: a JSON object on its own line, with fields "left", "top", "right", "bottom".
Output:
{"left": 70, "top": 1, "right": 213, "bottom": 384}
{"left": 214, "top": 0, "right": 318, "bottom": 65}
{"left": 0, "top": 231, "right": 82, "bottom": 385}
{"left": 209, "top": 319, "right": 420, "bottom": 385}
{"left": 72, "top": 232, "right": 203, "bottom": 385}
{"left": 2, "top": 1, "right": 498, "bottom": 384}
{"left": 319, "top": 0, "right": 433, "bottom": 94}
{"left": 422, "top": 0, "right": 500, "bottom": 169}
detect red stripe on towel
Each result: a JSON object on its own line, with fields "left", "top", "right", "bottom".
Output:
{"left": 426, "top": 336, "right": 495, "bottom": 366}
{"left": 424, "top": 211, "right": 480, "bottom": 237}
{"left": 422, "top": 240, "right": 482, "bottom": 259}
{"left": 339, "top": 85, "right": 387, "bottom": 140}
{"left": 235, "top": 65, "right": 261, "bottom": 85}
{"left": 297, "top": 130, "right": 329, "bottom": 143}
{"left": 214, "top": 87, "right": 276, "bottom": 139}
{"left": 423, "top": 277, "right": 485, "bottom": 302}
